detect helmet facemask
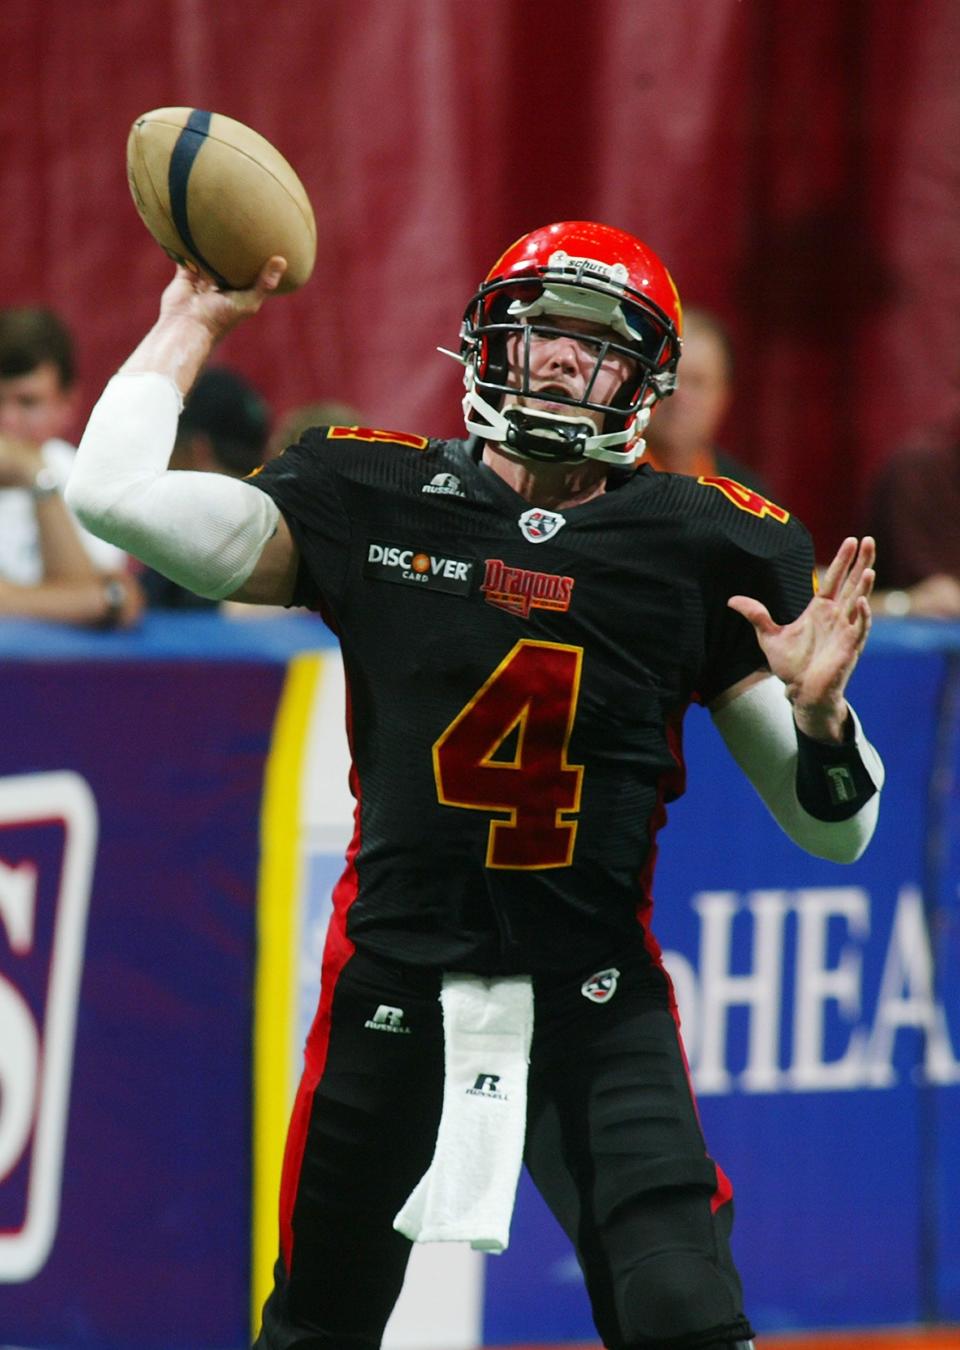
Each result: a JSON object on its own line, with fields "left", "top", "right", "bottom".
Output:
{"left": 454, "top": 254, "right": 680, "bottom": 468}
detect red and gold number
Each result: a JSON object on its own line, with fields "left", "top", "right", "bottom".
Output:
{"left": 327, "top": 425, "right": 429, "bottom": 450}
{"left": 697, "top": 475, "right": 790, "bottom": 523}
{"left": 432, "top": 640, "right": 584, "bottom": 870}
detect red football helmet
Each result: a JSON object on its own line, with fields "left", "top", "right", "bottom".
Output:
{"left": 453, "top": 221, "right": 683, "bottom": 467}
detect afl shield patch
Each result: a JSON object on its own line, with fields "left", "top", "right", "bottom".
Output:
{"left": 518, "top": 507, "right": 566, "bottom": 543}
{"left": 580, "top": 967, "right": 620, "bottom": 1004}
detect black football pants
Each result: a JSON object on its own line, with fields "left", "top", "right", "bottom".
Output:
{"left": 254, "top": 946, "right": 755, "bottom": 1349}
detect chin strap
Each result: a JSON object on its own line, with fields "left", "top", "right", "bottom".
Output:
{"left": 462, "top": 385, "right": 650, "bottom": 467}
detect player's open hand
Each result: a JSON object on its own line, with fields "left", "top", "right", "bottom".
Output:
{"left": 728, "top": 536, "right": 875, "bottom": 742}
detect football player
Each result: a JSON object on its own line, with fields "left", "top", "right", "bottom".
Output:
{"left": 67, "top": 222, "right": 883, "bottom": 1350}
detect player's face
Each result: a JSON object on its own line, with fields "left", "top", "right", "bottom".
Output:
{"left": 504, "top": 315, "right": 637, "bottom": 432}
{"left": 0, "top": 362, "right": 75, "bottom": 446}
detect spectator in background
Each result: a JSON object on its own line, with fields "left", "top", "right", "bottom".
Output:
{"left": 863, "top": 430, "right": 960, "bottom": 618}
{"left": 645, "top": 305, "right": 957, "bottom": 621}
{"left": 268, "top": 400, "right": 364, "bottom": 461}
{"left": 0, "top": 307, "right": 141, "bottom": 626}
{"left": 141, "top": 366, "right": 271, "bottom": 609}
{"left": 644, "top": 305, "right": 772, "bottom": 496}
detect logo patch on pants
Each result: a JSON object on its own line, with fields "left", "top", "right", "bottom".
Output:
{"left": 580, "top": 967, "right": 620, "bottom": 1003}
{"left": 364, "top": 1004, "right": 412, "bottom": 1034}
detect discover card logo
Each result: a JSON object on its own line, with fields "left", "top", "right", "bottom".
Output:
{"left": 364, "top": 542, "right": 475, "bottom": 595}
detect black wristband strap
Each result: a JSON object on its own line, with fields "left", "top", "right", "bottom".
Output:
{"left": 794, "top": 716, "right": 877, "bottom": 821}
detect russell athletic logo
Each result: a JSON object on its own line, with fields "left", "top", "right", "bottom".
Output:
{"left": 364, "top": 1005, "right": 412, "bottom": 1034}
{"left": 581, "top": 967, "right": 620, "bottom": 1003}
{"left": 466, "top": 1072, "right": 508, "bottom": 1100}
{"left": 422, "top": 472, "right": 464, "bottom": 497}
{"left": 481, "top": 559, "right": 574, "bottom": 618}
{"left": 364, "top": 541, "right": 475, "bottom": 596}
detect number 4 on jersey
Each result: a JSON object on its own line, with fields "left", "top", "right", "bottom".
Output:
{"left": 432, "top": 640, "right": 584, "bottom": 870}
{"left": 697, "top": 475, "right": 790, "bottom": 523}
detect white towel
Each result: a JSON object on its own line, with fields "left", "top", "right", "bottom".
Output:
{"left": 393, "top": 973, "right": 534, "bottom": 1253}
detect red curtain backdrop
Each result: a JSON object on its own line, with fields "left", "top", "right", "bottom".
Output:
{"left": 2, "top": 0, "right": 958, "bottom": 557}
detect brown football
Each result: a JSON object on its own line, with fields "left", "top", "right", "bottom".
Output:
{"left": 126, "top": 107, "right": 316, "bottom": 293}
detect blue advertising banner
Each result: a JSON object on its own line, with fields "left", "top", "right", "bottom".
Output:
{"left": 0, "top": 647, "right": 289, "bottom": 1350}
{"left": 929, "top": 653, "right": 960, "bottom": 1322}
{"left": 0, "top": 616, "right": 957, "bottom": 1349}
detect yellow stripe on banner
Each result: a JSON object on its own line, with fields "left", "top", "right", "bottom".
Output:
{"left": 251, "top": 652, "right": 323, "bottom": 1337}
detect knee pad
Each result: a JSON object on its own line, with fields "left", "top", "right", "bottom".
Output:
{"left": 616, "top": 1248, "right": 742, "bottom": 1343}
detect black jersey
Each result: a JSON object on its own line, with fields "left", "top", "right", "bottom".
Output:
{"left": 250, "top": 428, "right": 815, "bottom": 977}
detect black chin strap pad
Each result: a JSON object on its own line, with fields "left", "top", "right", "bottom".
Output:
{"left": 503, "top": 408, "right": 592, "bottom": 461}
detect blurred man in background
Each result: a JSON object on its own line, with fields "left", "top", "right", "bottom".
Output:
{"left": 643, "top": 306, "right": 771, "bottom": 495}
{"left": 644, "top": 305, "right": 958, "bottom": 621}
{"left": 268, "top": 400, "right": 364, "bottom": 462}
{"left": 0, "top": 307, "right": 141, "bottom": 626}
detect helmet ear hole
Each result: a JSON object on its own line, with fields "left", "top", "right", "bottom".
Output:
{"left": 478, "top": 292, "right": 525, "bottom": 393}
{"left": 483, "top": 334, "right": 509, "bottom": 390}
{"left": 463, "top": 295, "right": 512, "bottom": 398}
{"left": 601, "top": 370, "right": 642, "bottom": 437}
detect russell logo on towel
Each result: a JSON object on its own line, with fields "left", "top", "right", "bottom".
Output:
{"left": 581, "top": 967, "right": 620, "bottom": 1003}
{"left": 466, "top": 1072, "right": 508, "bottom": 1100}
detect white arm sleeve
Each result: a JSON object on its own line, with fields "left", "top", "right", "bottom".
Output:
{"left": 65, "top": 372, "right": 280, "bottom": 600}
{"left": 710, "top": 675, "right": 884, "bottom": 863}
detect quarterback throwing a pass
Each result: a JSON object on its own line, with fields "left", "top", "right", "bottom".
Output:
{"left": 68, "top": 221, "right": 882, "bottom": 1350}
